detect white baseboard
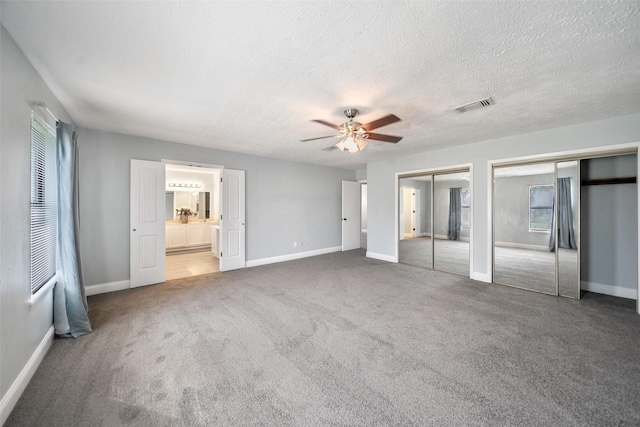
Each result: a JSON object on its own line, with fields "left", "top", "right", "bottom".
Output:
{"left": 246, "top": 246, "right": 342, "bottom": 268}
{"left": 0, "top": 326, "right": 55, "bottom": 426}
{"left": 495, "top": 241, "right": 548, "bottom": 251}
{"left": 471, "top": 272, "right": 492, "bottom": 283}
{"left": 581, "top": 280, "right": 638, "bottom": 300}
{"left": 366, "top": 251, "right": 397, "bottom": 263}
{"left": 85, "top": 280, "right": 130, "bottom": 296}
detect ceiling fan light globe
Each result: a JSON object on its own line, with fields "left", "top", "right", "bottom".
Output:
{"left": 344, "top": 136, "right": 358, "bottom": 152}
{"left": 355, "top": 137, "right": 368, "bottom": 151}
{"left": 336, "top": 140, "right": 347, "bottom": 151}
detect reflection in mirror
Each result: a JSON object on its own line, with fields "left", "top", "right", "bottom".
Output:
{"left": 557, "top": 161, "right": 580, "bottom": 298}
{"left": 433, "top": 172, "right": 470, "bottom": 276}
{"left": 399, "top": 177, "right": 432, "bottom": 269}
{"left": 166, "top": 191, "right": 212, "bottom": 220}
{"left": 493, "top": 163, "right": 556, "bottom": 294}
{"left": 165, "top": 192, "right": 175, "bottom": 221}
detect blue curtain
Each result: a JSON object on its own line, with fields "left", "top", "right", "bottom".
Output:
{"left": 54, "top": 122, "right": 92, "bottom": 338}
{"left": 549, "top": 177, "right": 577, "bottom": 252}
{"left": 447, "top": 187, "right": 461, "bottom": 240}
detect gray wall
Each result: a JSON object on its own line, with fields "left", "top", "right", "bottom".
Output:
{"left": 494, "top": 173, "right": 554, "bottom": 247}
{"left": 367, "top": 113, "right": 640, "bottom": 284}
{"left": 0, "top": 25, "right": 73, "bottom": 403}
{"left": 78, "top": 129, "right": 355, "bottom": 286}
{"left": 581, "top": 155, "right": 638, "bottom": 290}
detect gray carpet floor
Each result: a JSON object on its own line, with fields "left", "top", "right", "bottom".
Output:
{"left": 6, "top": 250, "right": 640, "bottom": 426}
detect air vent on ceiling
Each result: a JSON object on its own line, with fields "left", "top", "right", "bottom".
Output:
{"left": 452, "top": 97, "right": 494, "bottom": 113}
{"left": 322, "top": 146, "right": 338, "bottom": 152}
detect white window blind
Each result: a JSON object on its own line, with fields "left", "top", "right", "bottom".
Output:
{"left": 30, "top": 114, "right": 57, "bottom": 294}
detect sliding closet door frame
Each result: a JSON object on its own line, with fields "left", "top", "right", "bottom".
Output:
{"left": 430, "top": 177, "right": 435, "bottom": 269}
{"left": 554, "top": 163, "right": 559, "bottom": 296}
{"left": 556, "top": 159, "right": 581, "bottom": 299}
{"left": 489, "top": 146, "right": 637, "bottom": 304}
{"left": 492, "top": 160, "right": 582, "bottom": 298}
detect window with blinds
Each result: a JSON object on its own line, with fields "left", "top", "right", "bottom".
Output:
{"left": 30, "top": 114, "right": 57, "bottom": 294}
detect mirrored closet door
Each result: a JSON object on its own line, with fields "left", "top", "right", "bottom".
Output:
{"left": 434, "top": 172, "right": 470, "bottom": 276}
{"left": 399, "top": 177, "right": 432, "bottom": 269}
{"left": 493, "top": 161, "right": 580, "bottom": 298}
{"left": 398, "top": 169, "right": 470, "bottom": 277}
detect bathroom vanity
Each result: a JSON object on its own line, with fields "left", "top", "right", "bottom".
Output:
{"left": 166, "top": 221, "right": 218, "bottom": 253}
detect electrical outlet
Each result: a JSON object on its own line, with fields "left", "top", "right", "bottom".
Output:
{"left": 293, "top": 241, "right": 297, "bottom": 247}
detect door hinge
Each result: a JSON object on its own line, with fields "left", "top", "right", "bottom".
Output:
{"left": 220, "top": 214, "right": 223, "bottom": 220}
{"left": 220, "top": 177, "right": 223, "bottom": 182}
{"left": 220, "top": 252, "right": 222, "bottom": 257}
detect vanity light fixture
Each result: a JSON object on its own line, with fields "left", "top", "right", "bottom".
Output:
{"left": 168, "top": 183, "right": 201, "bottom": 188}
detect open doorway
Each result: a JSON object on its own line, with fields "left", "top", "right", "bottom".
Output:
{"left": 165, "top": 163, "right": 221, "bottom": 280}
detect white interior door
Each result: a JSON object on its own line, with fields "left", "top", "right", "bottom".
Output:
{"left": 342, "top": 181, "right": 361, "bottom": 251}
{"left": 403, "top": 187, "right": 413, "bottom": 237}
{"left": 219, "top": 169, "right": 246, "bottom": 271}
{"left": 412, "top": 189, "right": 421, "bottom": 237}
{"left": 130, "top": 159, "right": 166, "bottom": 287}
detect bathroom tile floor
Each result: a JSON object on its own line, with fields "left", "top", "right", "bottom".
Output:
{"left": 166, "top": 250, "right": 219, "bottom": 281}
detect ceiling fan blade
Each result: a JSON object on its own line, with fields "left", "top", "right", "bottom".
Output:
{"left": 300, "top": 135, "right": 340, "bottom": 142}
{"left": 367, "top": 132, "right": 403, "bottom": 143}
{"left": 311, "top": 119, "right": 341, "bottom": 130}
{"left": 361, "top": 114, "right": 401, "bottom": 131}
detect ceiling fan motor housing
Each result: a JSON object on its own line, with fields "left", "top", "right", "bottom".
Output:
{"left": 343, "top": 108, "right": 359, "bottom": 119}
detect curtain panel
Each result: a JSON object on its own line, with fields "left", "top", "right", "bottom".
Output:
{"left": 447, "top": 187, "right": 462, "bottom": 240}
{"left": 54, "top": 121, "right": 92, "bottom": 338}
{"left": 549, "top": 177, "right": 577, "bottom": 252}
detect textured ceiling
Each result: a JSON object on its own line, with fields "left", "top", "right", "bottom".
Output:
{"left": 3, "top": 1, "right": 640, "bottom": 170}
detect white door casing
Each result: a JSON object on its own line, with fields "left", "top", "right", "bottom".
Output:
{"left": 219, "top": 169, "right": 246, "bottom": 271}
{"left": 130, "top": 159, "right": 166, "bottom": 287}
{"left": 342, "top": 181, "right": 362, "bottom": 251}
{"left": 399, "top": 187, "right": 405, "bottom": 241}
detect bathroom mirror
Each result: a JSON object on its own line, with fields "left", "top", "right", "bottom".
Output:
{"left": 165, "top": 191, "right": 211, "bottom": 220}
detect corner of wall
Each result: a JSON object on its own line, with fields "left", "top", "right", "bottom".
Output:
{"left": 0, "top": 326, "right": 54, "bottom": 425}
